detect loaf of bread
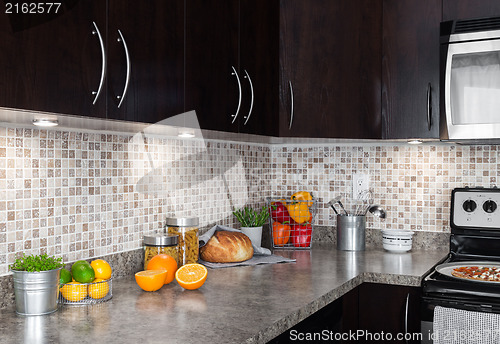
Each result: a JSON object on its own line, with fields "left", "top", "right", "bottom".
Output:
{"left": 200, "top": 231, "right": 254, "bottom": 263}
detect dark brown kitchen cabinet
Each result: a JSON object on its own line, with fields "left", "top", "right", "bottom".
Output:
{"left": 382, "top": 0, "right": 441, "bottom": 140}
{"left": 237, "top": 0, "right": 279, "bottom": 137}
{"left": 0, "top": 0, "right": 184, "bottom": 124}
{"left": 443, "top": 0, "right": 500, "bottom": 21}
{"left": 0, "top": 1, "right": 106, "bottom": 118}
{"left": 279, "top": 0, "right": 382, "bottom": 139}
{"left": 185, "top": 0, "right": 278, "bottom": 136}
{"left": 185, "top": 0, "right": 240, "bottom": 133}
{"left": 342, "top": 283, "right": 421, "bottom": 343}
{"left": 107, "top": 0, "right": 184, "bottom": 123}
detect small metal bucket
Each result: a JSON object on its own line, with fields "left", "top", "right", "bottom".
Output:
{"left": 336, "top": 215, "right": 366, "bottom": 251}
{"left": 12, "top": 268, "right": 62, "bottom": 316}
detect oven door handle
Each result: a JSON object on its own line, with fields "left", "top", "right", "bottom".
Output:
{"left": 405, "top": 292, "right": 410, "bottom": 344}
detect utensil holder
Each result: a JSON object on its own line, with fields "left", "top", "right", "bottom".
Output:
{"left": 336, "top": 215, "right": 366, "bottom": 251}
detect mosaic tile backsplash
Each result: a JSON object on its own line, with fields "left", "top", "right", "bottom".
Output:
{"left": 0, "top": 122, "right": 498, "bottom": 276}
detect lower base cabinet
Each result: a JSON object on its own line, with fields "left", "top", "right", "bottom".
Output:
{"left": 269, "top": 283, "right": 421, "bottom": 343}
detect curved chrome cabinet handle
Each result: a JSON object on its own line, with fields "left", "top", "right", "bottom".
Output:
{"left": 404, "top": 293, "right": 410, "bottom": 344}
{"left": 289, "top": 81, "right": 294, "bottom": 130}
{"left": 230, "top": 66, "right": 242, "bottom": 124}
{"left": 427, "top": 83, "right": 432, "bottom": 131}
{"left": 243, "top": 70, "right": 254, "bottom": 125}
{"left": 91, "top": 21, "right": 106, "bottom": 105}
{"left": 116, "top": 29, "right": 131, "bottom": 108}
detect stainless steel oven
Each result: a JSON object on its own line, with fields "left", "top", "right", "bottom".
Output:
{"left": 421, "top": 187, "right": 500, "bottom": 343}
{"left": 440, "top": 17, "right": 500, "bottom": 143}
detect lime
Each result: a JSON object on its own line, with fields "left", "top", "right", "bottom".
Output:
{"left": 59, "top": 268, "right": 72, "bottom": 285}
{"left": 71, "top": 260, "right": 95, "bottom": 283}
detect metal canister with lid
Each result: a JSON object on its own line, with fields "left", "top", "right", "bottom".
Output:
{"left": 165, "top": 217, "right": 199, "bottom": 266}
{"left": 143, "top": 233, "right": 179, "bottom": 270}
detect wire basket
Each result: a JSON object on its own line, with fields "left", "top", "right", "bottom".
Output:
{"left": 267, "top": 197, "right": 317, "bottom": 250}
{"left": 59, "top": 278, "right": 113, "bottom": 305}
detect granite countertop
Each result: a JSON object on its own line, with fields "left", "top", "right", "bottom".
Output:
{"left": 0, "top": 245, "right": 448, "bottom": 344}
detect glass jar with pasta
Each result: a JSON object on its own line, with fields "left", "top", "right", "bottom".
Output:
{"left": 143, "top": 234, "right": 179, "bottom": 270}
{"left": 165, "top": 217, "right": 199, "bottom": 266}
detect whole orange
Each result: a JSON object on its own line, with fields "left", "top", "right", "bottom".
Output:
{"left": 146, "top": 254, "right": 178, "bottom": 285}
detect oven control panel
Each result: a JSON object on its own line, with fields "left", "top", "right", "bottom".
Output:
{"left": 453, "top": 188, "right": 500, "bottom": 229}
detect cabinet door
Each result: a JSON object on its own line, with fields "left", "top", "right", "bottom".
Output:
{"left": 382, "top": 0, "right": 441, "bottom": 139}
{"left": 0, "top": 1, "right": 106, "bottom": 118}
{"left": 185, "top": 0, "right": 239, "bottom": 133}
{"left": 238, "top": 0, "right": 279, "bottom": 137}
{"left": 107, "top": 0, "right": 184, "bottom": 124}
{"left": 443, "top": 0, "right": 500, "bottom": 21}
{"left": 357, "top": 283, "right": 421, "bottom": 343}
{"left": 279, "top": 0, "right": 382, "bottom": 139}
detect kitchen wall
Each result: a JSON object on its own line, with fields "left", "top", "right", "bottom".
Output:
{"left": 0, "top": 122, "right": 498, "bottom": 277}
{"left": 0, "top": 125, "right": 271, "bottom": 276}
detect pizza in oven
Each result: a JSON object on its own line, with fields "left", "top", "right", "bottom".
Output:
{"left": 451, "top": 266, "right": 500, "bottom": 282}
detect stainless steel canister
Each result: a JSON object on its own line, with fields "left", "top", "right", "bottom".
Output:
{"left": 12, "top": 267, "right": 62, "bottom": 315}
{"left": 336, "top": 215, "right": 366, "bottom": 251}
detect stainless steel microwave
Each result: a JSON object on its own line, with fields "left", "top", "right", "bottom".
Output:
{"left": 440, "top": 17, "right": 500, "bottom": 143}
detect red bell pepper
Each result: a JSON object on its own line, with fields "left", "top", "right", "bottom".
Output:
{"left": 292, "top": 223, "right": 312, "bottom": 248}
{"left": 270, "top": 201, "right": 292, "bottom": 224}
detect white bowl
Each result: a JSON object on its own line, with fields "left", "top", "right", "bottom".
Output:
{"left": 382, "top": 229, "right": 414, "bottom": 253}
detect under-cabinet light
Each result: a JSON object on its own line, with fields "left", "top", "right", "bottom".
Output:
{"left": 32, "top": 118, "right": 59, "bottom": 127}
{"left": 407, "top": 139, "right": 423, "bottom": 145}
{"left": 178, "top": 131, "right": 195, "bottom": 138}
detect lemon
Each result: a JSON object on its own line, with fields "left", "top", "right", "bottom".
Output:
{"left": 71, "top": 260, "right": 95, "bottom": 283}
{"left": 88, "top": 278, "right": 110, "bottom": 299}
{"left": 60, "top": 282, "right": 88, "bottom": 302}
{"left": 90, "top": 259, "right": 112, "bottom": 280}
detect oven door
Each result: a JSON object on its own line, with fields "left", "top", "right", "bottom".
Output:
{"left": 421, "top": 294, "right": 500, "bottom": 343}
{"left": 442, "top": 35, "right": 500, "bottom": 140}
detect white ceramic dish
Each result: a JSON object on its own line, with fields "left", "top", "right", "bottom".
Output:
{"left": 381, "top": 229, "right": 414, "bottom": 253}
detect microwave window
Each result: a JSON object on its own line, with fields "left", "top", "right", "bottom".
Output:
{"left": 451, "top": 51, "right": 500, "bottom": 125}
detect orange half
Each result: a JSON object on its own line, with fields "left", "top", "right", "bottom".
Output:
{"left": 135, "top": 270, "right": 168, "bottom": 292}
{"left": 175, "top": 263, "right": 207, "bottom": 290}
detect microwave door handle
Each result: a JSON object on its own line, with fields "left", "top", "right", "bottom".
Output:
{"left": 427, "top": 83, "right": 432, "bottom": 131}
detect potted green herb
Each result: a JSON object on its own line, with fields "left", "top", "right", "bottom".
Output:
{"left": 233, "top": 206, "right": 269, "bottom": 247}
{"left": 10, "top": 253, "right": 64, "bottom": 315}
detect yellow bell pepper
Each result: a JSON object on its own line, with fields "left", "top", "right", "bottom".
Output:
{"left": 286, "top": 201, "right": 311, "bottom": 224}
{"left": 291, "top": 191, "right": 313, "bottom": 207}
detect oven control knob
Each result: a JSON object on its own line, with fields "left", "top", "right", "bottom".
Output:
{"left": 462, "top": 200, "right": 477, "bottom": 212}
{"left": 483, "top": 200, "right": 497, "bottom": 213}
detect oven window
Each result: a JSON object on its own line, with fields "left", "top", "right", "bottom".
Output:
{"left": 451, "top": 50, "right": 500, "bottom": 125}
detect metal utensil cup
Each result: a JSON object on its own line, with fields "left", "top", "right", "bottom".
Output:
{"left": 336, "top": 215, "right": 366, "bottom": 251}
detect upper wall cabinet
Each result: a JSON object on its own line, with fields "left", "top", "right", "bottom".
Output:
{"left": 106, "top": 0, "right": 184, "bottom": 123}
{"left": 0, "top": 1, "right": 106, "bottom": 118}
{"left": 185, "top": 0, "right": 279, "bottom": 136}
{"left": 237, "top": 0, "right": 280, "bottom": 137}
{"left": 443, "top": 0, "right": 500, "bottom": 21}
{"left": 185, "top": 0, "right": 240, "bottom": 133}
{"left": 279, "top": 0, "right": 382, "bottom": 139}
{"left": 381, "top": 0, "right": 441, "bottom": 140}
{"left": 0, "top": 0, "right": 184, "bottom": 124}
